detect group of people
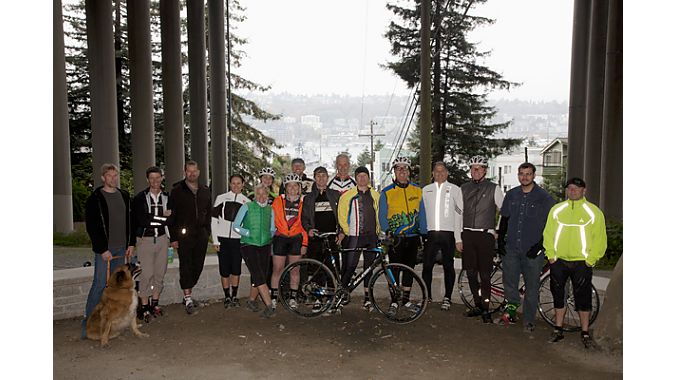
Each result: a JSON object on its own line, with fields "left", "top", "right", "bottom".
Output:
{"left": 82, "top": 153, "right": 607, "bottom": 349}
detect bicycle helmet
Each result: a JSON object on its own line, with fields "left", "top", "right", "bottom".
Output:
{"left": 283, "top": 173, "right": 303, "bottom": 185}
{"left": 392, "top": 156, "right": 411, "bottom": 169}
{"left": 258, "top": 167, "right": 275, "bottom": 178}
{"left": 467, "top": 156, "right": 488, "bottom": 167}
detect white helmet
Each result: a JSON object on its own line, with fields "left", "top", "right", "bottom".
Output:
{"left": 392, "top": 156, "right": 411, "bottom": 169}
{"left": 467, "top": 156, "right": 488, "bottom": 167}
{"left": 283, "top": 173, "right": 302, "bottom": 185}
{"left": 258, "top": 167, "right": 275, "bottom": 178}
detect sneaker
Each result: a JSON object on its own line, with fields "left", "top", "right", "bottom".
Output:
{"left": 404, "top": 301, "right": 421, "bottom": 312}
{"left": 387, "top": 302, "right": 399, "bottom": 316}
{"left": 151, "top": 305, "right": 163, "bottom": 318}
{"left": 482, "top": 312, "right": 493, "bottom": 324}
{"left": 271, "top": 299, "right": 277, "bottom": 310}
{"left": 498, "top": 313, "right": 517, "bottom": 326}
{"left": 288, "top": 298, "right": 298, "bottom": 309}
{"left": 523, "top": 322, "right": 535, "bottom": 333}
{"left": 440, "top": 297, "right": 451, "bottom": 311}
{"left": 312, "top": 300, "right": 323, "bottom": 312}
{"left": 581, "top": 332, "right": 595, "bottom": 349}
{"left": 463, "top": 307, "right": 483, "bottom": 317}
{"left": 362, "top": 300, "right": 373, "bottom": 312}
{"left": 223, "top": 297, "right": 232, "bottom": 309}
{"left": 261, "top": 306, "right": 276, "bottom": 319}
{"left": 231, "top": 298, "right": 241, "bottom": 308}
{"left": 246, "top": 299, "right": 261, "bottom": 312}
{"left": 549, "top": 328, "right": 565, "bottom": 343}
{"left": 142, "top": 307, "right": 152, "bottom": 324}
{"left": 184, "top": 299, "right": 195, "bottom": 315}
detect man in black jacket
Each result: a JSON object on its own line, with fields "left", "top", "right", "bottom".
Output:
{"left": 131, "top": 166, "right": 172, "bottom": 322}
{"left": 82, "top": 163, "right": 135, "bottom": 338}
{"left": 167, "top": 161, "right": 212, "bottom": 314}
{"left": 301, "top": 166, "right": 342, "bottom": 311}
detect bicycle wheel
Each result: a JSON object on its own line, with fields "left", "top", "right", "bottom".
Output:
{"left": 368, "top": 263, "right": 428, "bottom": 324}
{"left": 457, "top": 266, "right": 505, "bottom": 313}
{"left": 537, "top": 274, "right": 601, "bottom": 332}
{"left": 278, "top": 258, "right": 338, "bottom": 318}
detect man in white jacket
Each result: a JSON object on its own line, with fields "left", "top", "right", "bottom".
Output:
{"left": 211, "top": 174, "right": 250, "bottom": 308}
{"left": 420, "top": 162, "right": 463, "bottom": 310}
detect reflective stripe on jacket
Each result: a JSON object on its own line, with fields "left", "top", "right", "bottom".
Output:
{"left": 543, "top": 197, "right": 607, "bottom": 266}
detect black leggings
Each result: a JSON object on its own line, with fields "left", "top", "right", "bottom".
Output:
{"left": 340, "top": 235, "right": 377, "bottom": 290}
{"left": 422, "top": 231, "right": 456, "bottom": 299}
{"left": 241, "top": 244, "right": 272, "bottom": 287}
{"left": 461, "top": 230, "right": 495, "bottom": 310}
{"left": 549, "top": 259, "right": 593, "bottom": 311}
{"left": 388, "top": 236, "right": 420, "bottom": 288}
{"left": 177, "top": 232, "right": 208, "bottom": 290}
{"left": 306, "top": 237, "right": 340, "bottom": 286}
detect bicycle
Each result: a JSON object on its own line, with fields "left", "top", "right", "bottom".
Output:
{"left": 278, "top": 232, "right": 429, "bottom": 324}
{"left": 457, "top": 254, "right": 600, "bottom": 331}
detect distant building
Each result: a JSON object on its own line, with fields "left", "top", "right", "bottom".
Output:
{"left": 540, "top": 137, "right": 568, "bottom": 177}
{"left": 282, "top": 116, "right": 297, "bottom": 124}
{"left": 488, "top": 145, "right": 545, "bottom": 192}
{"left": 301, "top": 115, "right": 320, "bottom": 125}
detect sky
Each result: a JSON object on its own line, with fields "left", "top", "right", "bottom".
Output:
{"left": 237, "top": 0, "right": 573, "bottom": 101}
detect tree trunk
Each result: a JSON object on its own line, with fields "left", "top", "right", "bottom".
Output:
{"left": 594, "top": 254, "right": 623, "bottom": 352}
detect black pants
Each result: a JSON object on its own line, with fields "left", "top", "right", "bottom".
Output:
{"left": 340, "top": 235, "right": 377, "bottom": 290}
{"left": 241, "top": 244, "right": 272, "bottom": 287}
{"left": 306, "top": 237, "right": 340, "bottom": 286}
{"left": 177, "top": 230, "right": 208, "bottom": 290}
{"left": 461, "top": 230, "right": 495, "bottom": 310}
{"left": 549, "top": 259, "right": 593, "bottom": 311}
{"left": 422, "top": 231, "right": 456, "bottom": 300}
{"left": 217, "top": 237, "right": 241, "bottom": 277}
{"left": 388, "top": 236, "right": 420, "bottom": 288}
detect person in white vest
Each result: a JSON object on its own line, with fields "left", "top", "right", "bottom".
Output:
{"left": 420, "top": 161, "right": 463, "bottom": 310}
{"left": 211, "top": 174, "right": 250, "bottom": 308}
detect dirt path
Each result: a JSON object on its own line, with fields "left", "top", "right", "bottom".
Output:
{"left": 54, "top": 298, "right": 621, "bottom": 379}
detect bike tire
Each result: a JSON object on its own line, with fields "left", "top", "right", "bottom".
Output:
{"left": 537, "top": 273, "right": 601, "bottom": 332}
{"left": 278, "top": 258, "right": 338, "bottom": 318}
{"left": 368, "top": 263, "right": 428, "bottom": 324}
{"left": 457, "top": 265, "right": 505, "bottom": 314}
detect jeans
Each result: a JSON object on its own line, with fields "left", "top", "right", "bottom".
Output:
{"left": 81, "top": 246, "right": 126, "bottom": 337}
{"left": 502, "top": 247, "right": 544, "bottom": 324}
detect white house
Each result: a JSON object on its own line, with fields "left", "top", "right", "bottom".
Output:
{"left": 487, "top": 145, "right": 545, "bottom": 192}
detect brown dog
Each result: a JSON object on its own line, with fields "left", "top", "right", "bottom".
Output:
{"left": 86, "top": 263, "right": 149, "bottom": 347}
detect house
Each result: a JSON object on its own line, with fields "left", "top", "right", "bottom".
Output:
{"left": 540, "top": 137, "right": 568, "bottom": 177}
{"left": 487, "top": 145, "right": 545, "bottom": 192}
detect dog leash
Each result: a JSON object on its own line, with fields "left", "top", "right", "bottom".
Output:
{"left": 106, "top": 255, "right": 128, "bottom": 282}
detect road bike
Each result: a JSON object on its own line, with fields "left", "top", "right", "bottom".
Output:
{"left": 278, "top": 232, "right": 429, "bottom": 324}
{"left": 457, "top": 254, "right": 600, "bottom": 331}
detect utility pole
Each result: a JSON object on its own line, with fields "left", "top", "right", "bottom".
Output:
{"left": 359, "top": 120, "right": 385, "bottom": 186}
{"left": 420, "top": 0, "right": 432, "bottom": 184}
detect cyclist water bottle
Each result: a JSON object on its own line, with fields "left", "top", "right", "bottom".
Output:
{"left": 168, "top": 247, "right": 174, "bottom": 263}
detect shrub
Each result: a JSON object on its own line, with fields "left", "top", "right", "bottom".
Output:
{"left": 54, "top": 222, "right": 91, "bottom": 247}
{"left": 596, "top": 219, "right": 622, "bottom": 270}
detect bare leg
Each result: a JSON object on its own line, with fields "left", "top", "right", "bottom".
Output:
{"left": 258, "top": 284, "right": 272, "bottom": 306}
{"left": 288, "top": 255, "right": 301, "bottom": 290}
{"left": 579, "top": 310, "right": 590, "bottom": 331}
{"left": 554, "top": 307, "right": 566, "bottom": 327}
{"left": 271, "top": 256, "right": 287, "bottom": 289}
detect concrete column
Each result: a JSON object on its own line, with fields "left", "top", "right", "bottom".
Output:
{"left": 85, "top": 0, "right": 120, "bottom": 184}
{"left": 600, "top": 0, "right": 622, "bottom": 220}
{"left": 54, "top": 0, "right": 74, "bottom": 233}
{"left": 566, "top": 0, "right": 591, "bottom": 180}
{"left": 160, "top": 0, "right": 185, "bottom": 187}
{"left": 582, "top": 0, "right": 608, "bottom": 204}
{"left": 208, "top": 0, "right": 226, "bottom": 196}
{"left": 187, "top": 0, "right": 209, "bottom": 186}
{"left": 128, "top": 0, "right": 155, "bottom": 193}
{"left": 419, "top": 0, "right": 432, "bottom": 184}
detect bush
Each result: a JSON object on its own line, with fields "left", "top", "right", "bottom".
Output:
{"left": 54, "top": 222, "right": 91, "bottom": 247}
{"left": 596, "top": 219, "right": 622, "bottom": 270}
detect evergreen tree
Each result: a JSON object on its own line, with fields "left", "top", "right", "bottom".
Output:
{"left": 384, "top": 0, "right": 521, "bottom": 184}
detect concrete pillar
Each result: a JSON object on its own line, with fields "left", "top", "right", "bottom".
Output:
{"left": 419, "top": 0, "right": 432, "bottom": 184}
{"left": 128, "top": 0, "right": 155, "bottom": 193}
{"left": 600, "top": 0, "right": 622, "bottom": 220}
{"left": 208, "top": 0, "right": 226, "bottom": 196}
{"left": 54, "top": 0, "right": 74, "bottom": 233}
{"left": 160, "top": 0, "right": 185, "bottom": 187}
{"left": 582, "top": 0, "right": 608, "bottom": 204}
{"left": 187, "top": 0, "right": 209, "bottom": 186}
{"left": 566, "top": 0, "right": 591, "bottom": 180}
{"left": 594, "top": 255, "right": 623, "bottom": 351}
{"left": 86, "top": 0, "right": 120, "bottom": 184}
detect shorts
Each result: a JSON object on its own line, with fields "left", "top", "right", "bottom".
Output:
{"left": 549, "top": 259, "right": 593, "bottom": 311}
{"left": 217, "top": 237, "right": 242, "bottom": 277}
{"left": 272, "top": 234, "right": 303, "bottom": 256}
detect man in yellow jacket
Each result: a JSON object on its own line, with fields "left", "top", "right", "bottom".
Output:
{"left": 543, "top": 177, "right": 607, "bottom": 348}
